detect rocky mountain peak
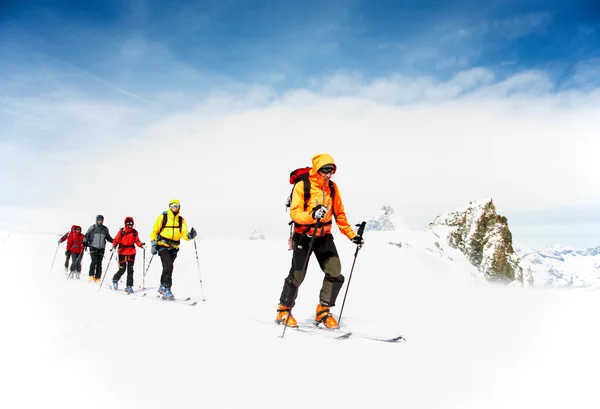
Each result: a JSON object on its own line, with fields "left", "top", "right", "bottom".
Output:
{"left": 428, "top": 197, "right": 532, "bottom": 285}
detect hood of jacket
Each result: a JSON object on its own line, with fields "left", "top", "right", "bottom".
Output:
{"left": 309, "top": 153, "right": 336, "bottom": 177}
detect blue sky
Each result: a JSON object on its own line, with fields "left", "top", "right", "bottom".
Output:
{"left": 1, "top": 0, "right": 599, "bottom": 248}
{"left": 2, "top": 0, "right": 599, "bottom": 95}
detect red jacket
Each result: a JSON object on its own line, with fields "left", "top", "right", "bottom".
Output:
{"left": 112, "top": 222, "right": 144, "bottom": 256}
{"left": 59, "top": 225, "right": 85, "bottom": 254}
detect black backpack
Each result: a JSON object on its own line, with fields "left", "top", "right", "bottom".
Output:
{"left": 120, "top": 227, "right": 138, "bottom": 238}
{"left": 116, "top": 228, "right": 138, "bottom": 249}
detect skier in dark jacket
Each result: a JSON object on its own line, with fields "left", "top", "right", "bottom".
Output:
{"left": 83, "top": 215, "right": 113, "bottom": 282}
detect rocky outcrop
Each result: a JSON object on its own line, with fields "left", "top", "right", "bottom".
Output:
{"left": 428, "top": 197, "right": 532, "bottom": 285}
{"left": 365, "top": 206, "right": 403, "bottom": 232}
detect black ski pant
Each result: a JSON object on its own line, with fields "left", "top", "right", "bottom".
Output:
{"left": 112, "top": 254, "right": 136, "bottom": 287}
{"left": 64, "top": 250, "right": 71, "bottom": 269}
{"left": 279, "top": 233, "right": 344, "bottom": 308}
{"left": 70, "top": 252, "right": 83, "bottom": 272}
{"left": 88, "top": 247, "right": 105, "bottom": 279}
{"left": 158, "top": 247, "right": 179, "bottom": 288}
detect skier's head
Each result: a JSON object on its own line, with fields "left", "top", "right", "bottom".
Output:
{"left": 124, "top": 217, "right": 134, "bottom": 227}
{"left": 169, "top": 199, "right": 181, "bottom": 214}
{"left": 96, "top": 214, "right": 104, "bottom": 224}
{"left": 311, "top": 153, "right": 337, "bottom": 183}
{"left": 72, "top": 225, "right": 81, "bottom": 233}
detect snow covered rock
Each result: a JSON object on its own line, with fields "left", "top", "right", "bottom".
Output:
{"left": 248, "top": 228, "right": 265, "bottom": 240}
{"left": 365, "top": 206, "right": 406, "bottom": 232}
{"left": 428, "top": 197, "right": 532, "bottom": 285}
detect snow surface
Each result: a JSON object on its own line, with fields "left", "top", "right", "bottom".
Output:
{"left": 2, "top": 231, "right": 599, "bottom": 409}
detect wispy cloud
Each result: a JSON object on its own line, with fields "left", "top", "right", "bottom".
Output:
{"left": 483, "top": 12, "right": 553, "bottom": 39}
{"left": 58, "top": 61, "right": 165, "bottom": 112}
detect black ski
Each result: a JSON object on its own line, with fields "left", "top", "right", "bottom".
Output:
{"left": 294, "top": 326, "right": 352, "bottom": 340}
{"left": 278, "top": 322, "right": 352, "bottom": 340}
{"left": 352, "top": 333, "right": 406, "bottom": 343}
{"left": 154, "top": 294, "right": 197, "bottom": 306}
{"left": 298, "top": 323, "right": 404, "bottom": 343}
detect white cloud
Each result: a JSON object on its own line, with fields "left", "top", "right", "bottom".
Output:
{"left": 2, "top": 68, "right": 600, "bottom": 248}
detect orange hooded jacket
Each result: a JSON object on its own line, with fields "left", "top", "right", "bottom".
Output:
{"left": 290, "top": 153, "right": 357, "bottom": 239}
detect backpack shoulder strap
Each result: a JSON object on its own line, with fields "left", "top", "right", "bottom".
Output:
{"left": 329, "top": 180, "right": 337, "bottom": 219}
{"left": 159, "top": 212, "right": 182, "bottom": 233}
{"left": 301, "top": 175, "right": 311, "bottom": 210}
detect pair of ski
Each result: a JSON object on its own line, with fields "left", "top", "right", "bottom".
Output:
{"left": 105, "top": 285, "right": 198, "bottom": 306}
{"left": 289, "top": 323, "right": 405, "bottom": 343}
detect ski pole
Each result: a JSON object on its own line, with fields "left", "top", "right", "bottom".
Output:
{"left": 281, "top": 218, "right": 321, "bottom": 339}
{"left": 141, "top": 247, "right": 146, "bottom": 290}
{"left": 98, "top": 248, "right": 116, "bottom": 292}
{"left": 193, "top": 237, "right": 206, "bottom": 302}
{"left": 337, "top": 221, "right": 366, "bottom": 326}
{"left": 142, "top": 253, "right": 154, "bottom": 290}
{"left": 50, "top": 243, "right": 60, "bottom": 273}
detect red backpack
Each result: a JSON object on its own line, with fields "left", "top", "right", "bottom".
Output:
{"left": 285, "top": 167, "right": 336, "bottom": 212}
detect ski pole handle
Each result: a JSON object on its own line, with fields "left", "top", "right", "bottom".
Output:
{"left": 356, "top": 221, "right": 366, "bottom": 238}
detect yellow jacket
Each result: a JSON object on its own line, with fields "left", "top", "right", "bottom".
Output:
{"left": 290, "top": 153, "right": 357, "bottom": 239}
{"left": 150, "top": 209, "right": 190, "bottom": 248}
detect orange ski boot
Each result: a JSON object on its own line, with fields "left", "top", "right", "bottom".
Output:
{"left": 275, "top": 305, "right": 298, "bottom": 327}
{"left": 315, "top": 304, "right": 339, "bottom": 329}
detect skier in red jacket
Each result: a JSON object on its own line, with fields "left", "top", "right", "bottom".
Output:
{"left": 110, "top": 217, "right": 145, "bottom": 293}
{"left": 58, "top": 225, "right": 85, "bottom": 279}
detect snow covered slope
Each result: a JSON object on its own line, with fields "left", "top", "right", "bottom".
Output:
{"left": 2, "top": 231, "right": 598, "bottom": 409}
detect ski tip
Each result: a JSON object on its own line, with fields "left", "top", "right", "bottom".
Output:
{"left": 337, "top": 332, "right": 352, "bottom": 339}
{"left": 381, "top": 336, "right": 406, "bottom": 343}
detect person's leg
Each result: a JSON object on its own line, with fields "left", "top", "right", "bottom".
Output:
{"left": 315, "top": 236, "right": 344, "bottom": 307}
{"left": 159, "top": 250, "right": 174, "bottom": 288}
{"left": 94, "top": 248, "right": 105, "bottom": 280}
{"left": 126, "top": 255, "right": 136, "bottom": 287}
{"left": 113, "top": 255, "right": 126, "bottom": 284}
{"left": 278, "top": 234, "right": 311, "bottom": 308}
{"left": 88, "top": 248, "right": 98, "bottom": 278}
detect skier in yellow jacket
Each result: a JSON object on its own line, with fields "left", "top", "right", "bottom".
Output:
{"left": 276, "top": 153, "right": 364, "bottom": 329}
{"left": 150, "top": 199, "right": 197, "bottom": 300}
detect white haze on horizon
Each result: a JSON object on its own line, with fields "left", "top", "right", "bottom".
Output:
{"left": 1, "top": 68, "right": 599, "bottom": 248}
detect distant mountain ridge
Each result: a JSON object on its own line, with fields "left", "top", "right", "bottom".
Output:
{"left": 516, "top": 244, "right": 600, "bottom": 288}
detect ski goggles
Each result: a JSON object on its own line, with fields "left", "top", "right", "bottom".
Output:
{"left": 169, "top": 203, "right": 180, "bottom": 210}
{"left": 319, "top": 166, "right": 335, "bottom": 174}
{"left": 125, "top": 222, "right": 133, "bottom": 226}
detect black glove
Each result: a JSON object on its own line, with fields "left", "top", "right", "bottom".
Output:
{"left": 65, "top": 250, "right": 71, "bottom": 256}
{"left": 352, "top": 236, "right": 364, "bottom": 247}
{"left": 82, "top": 240, "right": 88, "bottom": 247}
{"left": 187, "top": 227, "right": 197, "bottom": 239}
{"left": 311, "top": 205, "right": 328, "bottom": 220}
